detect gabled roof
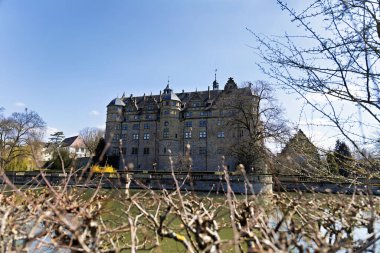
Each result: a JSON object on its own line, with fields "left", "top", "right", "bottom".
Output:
{"left": 61, "top": 136, "right": 79, "bottom": 147}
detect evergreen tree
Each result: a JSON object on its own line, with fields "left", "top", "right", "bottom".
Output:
{"left": 334, "top": 140, "right": 353, "bottom": 177}
{"left": 326, "top": 151, "right": 339, "bottom": 175}
{"left": 49, "top": 131, "right": 64, "bottom": 145}
{"left": 93, "top": 137, "right": 106, "bottom": 165}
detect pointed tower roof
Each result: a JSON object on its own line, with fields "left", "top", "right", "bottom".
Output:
{"left": 107, "top": 97, "right": 125, "bottom": 106}
{"left": 162, "top": 83, "right": 181, "bottom": 102}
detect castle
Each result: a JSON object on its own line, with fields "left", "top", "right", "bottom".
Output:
{"left": 105, "top": 77, "right": 259, "bottom": 171}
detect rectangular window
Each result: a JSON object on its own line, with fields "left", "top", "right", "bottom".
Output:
{"left": 185, "top": 112, "right": 192, "bottom": 117}
{"left": 199, "top": 120, "right": 207, "bottom": 127}
{"left": 147, "top": 105, "right": 154, "bottom": 110}
{"left": 200, "top": 111, "right": 208, "bottom": 116}
{"left": 121, "top": 147, "right": 126, "bottom": 155}
{"left": 133, "top": 133, "right": 139, "bottom": 140}
{"left": 143, "top": 147, "right": 150, "bottom": 155}
{"left": 115, "top": 125, "right": 120, "bottom": 130}
{"left": 184, "top": 132, "right": 192, "bottom": 139}
{"left": 217, "top": 120, "right": 223, "bottom": 126}
{"left": 122, "top": 124, "right": 128, "bottom": 130}
{"left": 131, "top": 147, "right": 138, "bottom": 155}
{"left": 164, "top": 110, "right": 170, "bottom": 115}
{"left": 192, "top": 102, "right": 200, "bottom": 107}
{"left": 112, "top": 134, "right": 119, "bottom": 142}
{"left": 199, "top": 147, "right": 207, "bottom": 155}
{"left": 199, "top": 131, "right": 207, "bottom": 138}
{"left": 217, "top": 147, "right": 224, "bottom": 155}
{"left": 163, "top": 132, "right": 169, "bottom": 138}
{"left": 122, "top": 134, "right": 127, "bottom": 141}
{"left": 134, "top": 115, "right": 140, "bottom": 120}
{"left": 144, "top": 123, "right": 150, "bottom": 129}
{"left": 133, "top": 124, "right": 140, "bottom": 130}
{"left": 113, "top": 147, "right": 119, "bottom": 155}
{"left": 185, "top": 121, "right": 192, "bottom": 127}
{"left": 217, "top": 132, "right": 225, "bottom": 138}
{"left": 143, "top": 133, "right": 150, "bottom": 140}
{"left": 146, "top": 115, "right": 152, "bottom": 120}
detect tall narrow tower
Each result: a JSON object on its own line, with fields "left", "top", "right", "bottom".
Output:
{"left": 105, "top": 97, "right": 125, "bottom": 166}
{"left": 158, "top": 83, "right": 182, "bottom": 170}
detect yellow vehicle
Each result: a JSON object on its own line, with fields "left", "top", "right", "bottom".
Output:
{"left": 91, "top": 165, "right": 117, "bottom": 174}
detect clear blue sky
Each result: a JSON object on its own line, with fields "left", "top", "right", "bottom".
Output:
{"left": 0, "top": 1, "right": 309, "bottom": 142}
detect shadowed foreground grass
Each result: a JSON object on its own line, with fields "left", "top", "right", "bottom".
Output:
{"left": 1, "top": 183, "right": 379, "bottom": 252}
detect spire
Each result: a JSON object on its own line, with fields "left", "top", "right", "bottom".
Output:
{"left": 213, "top": 69, "right": 219, "bottom": 90}
{"left": 166, "top": 76, "right": 170, "bottom": 89}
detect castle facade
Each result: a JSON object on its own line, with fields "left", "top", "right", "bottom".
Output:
{"left": 105, "top": 77, "right": 259, "bottom": 171}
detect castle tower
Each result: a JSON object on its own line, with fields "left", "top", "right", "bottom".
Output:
{"left": 105, "top": 97, "right": 125, "bottom": 160}
{"left": 158, "top": 83, "right": 182, "bottom": 170}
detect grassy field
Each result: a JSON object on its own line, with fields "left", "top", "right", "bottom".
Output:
{"left": 77, "top": 188, "right": 366, "bottom": 252}
{"left": 1, "top": 184, "right": 379, "bottom": 252}
{"left": 74, "top": 188, "right": 269, "bottom": 252}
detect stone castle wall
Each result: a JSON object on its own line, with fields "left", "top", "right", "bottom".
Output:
{"left": 105, "top": 78, "right": 260, "bottom": 172}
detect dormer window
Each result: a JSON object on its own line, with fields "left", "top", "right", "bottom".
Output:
{"left": 192, "top": 102, "right": 201, "bottom": 107}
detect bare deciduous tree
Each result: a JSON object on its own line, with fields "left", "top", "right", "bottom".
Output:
{"left": 0, "top": 108, "right": 45, "bottom": 171}
{"left": 79, "top": 127, "right": 104, "bottom": 156}
{"left": 253, "top": 0, "right": 380, "bottom": 155}
{"left": 228, "top": 81, "right": 289, "bottom": 172}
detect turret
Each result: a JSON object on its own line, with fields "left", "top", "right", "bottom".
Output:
{"left": 158, "top": 83, "right": 182, "bottom": 170}
{"left": 105, "top": 97, "right": 125, "bottom": 157}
